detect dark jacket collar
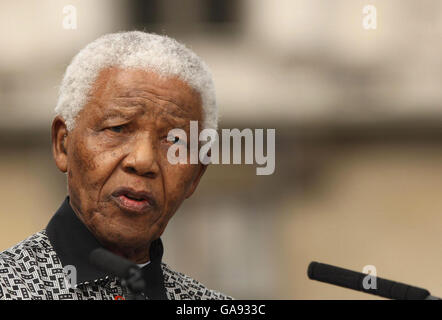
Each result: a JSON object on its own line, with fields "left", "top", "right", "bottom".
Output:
{"left": 46, "top": 196, "right": 167, "bottom": 299}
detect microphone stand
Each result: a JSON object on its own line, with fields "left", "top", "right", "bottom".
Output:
{"left": 121, "top": 266, "right": 146, "bottom": 300}
{"left": 89, "top": 248, "right": 147, "bottom": 300}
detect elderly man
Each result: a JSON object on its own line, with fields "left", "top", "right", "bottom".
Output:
{"left": 0, "top": 31, "right": 230, "bottom": 300}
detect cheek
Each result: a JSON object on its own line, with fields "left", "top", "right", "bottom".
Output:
{"left": 69, "top": 135, "right": 121, "bottom": 195}
{"left": 71, "top": 141, "right": 97, "bottom": 173}
{"left": 160, "top": 161, "right": 199, "bottom": 205}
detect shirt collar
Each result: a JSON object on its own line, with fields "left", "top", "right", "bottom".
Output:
{"left": 46, "top": 196, "right": 164, "bottom": 287}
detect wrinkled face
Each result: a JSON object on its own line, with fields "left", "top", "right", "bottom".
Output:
{"left": 52, "top": 67, "right": 206, "bottom": 252}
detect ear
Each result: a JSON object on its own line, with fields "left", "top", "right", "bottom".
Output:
{"left": 185, "top": 164, "right": 208, "bottom": 199}
{"left": 51, "top": 116, "right": 69, "bottom": 173}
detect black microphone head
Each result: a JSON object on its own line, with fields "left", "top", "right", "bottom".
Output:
{"left": 307, "top": 261, "right": 319, "bottom": 280}
{"left": 89, "top": 247, "right": 139, "bottom": 279}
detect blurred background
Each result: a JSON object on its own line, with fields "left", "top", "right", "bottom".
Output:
{"left": 1, "top": 0, "right": 442, "bottom": 299}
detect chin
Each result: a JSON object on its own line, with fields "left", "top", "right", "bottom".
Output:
{"left": 103, "top": 228, "right": 151, "bottom": 248}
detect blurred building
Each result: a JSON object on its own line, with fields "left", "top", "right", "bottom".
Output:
{"left": 1, "top": 0, "right": 442, "bottom": 299}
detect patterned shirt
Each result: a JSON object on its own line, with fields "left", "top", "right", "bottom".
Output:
{"left": 0, "top": 197, "right": 232, "bottom": 300}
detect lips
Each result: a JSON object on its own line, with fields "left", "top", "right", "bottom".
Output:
{"left": 111, "top": 187, "right": 156, "bottom": 214}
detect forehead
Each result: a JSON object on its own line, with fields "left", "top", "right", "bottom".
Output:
{"left": 84, "top": 67, "right": 202, "bottom": 121}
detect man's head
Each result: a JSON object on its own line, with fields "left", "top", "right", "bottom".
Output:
{"left": 51, "top": 32, "right": 217, "bottom": 262}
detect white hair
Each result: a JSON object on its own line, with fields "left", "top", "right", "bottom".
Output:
{"left": 55, "top": 31, "right": 217, "bottom": 131}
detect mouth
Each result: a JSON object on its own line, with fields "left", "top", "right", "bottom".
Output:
{"left": 111, "top": 187, "right": 156, "bottom": 214}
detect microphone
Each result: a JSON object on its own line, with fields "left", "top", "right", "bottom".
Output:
{"left": 89, "top": 248, "right": 146, "bottom": 299}
{"left": 307, "top": 261, "right": 440, "bottom": 300}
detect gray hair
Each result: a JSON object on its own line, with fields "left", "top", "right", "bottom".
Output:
{"left": 55, "top": 31, "right": 217, "bottom": 131}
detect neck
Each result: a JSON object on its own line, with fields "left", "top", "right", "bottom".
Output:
{"left": 104, "top": 242, "right": 151, "bottom": 264}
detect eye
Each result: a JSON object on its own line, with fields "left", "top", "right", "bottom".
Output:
{"left": 166, "top": 134, "right": 186, "bottom": 146}
{"left": 107, "top": 125, "right": 125, "bottom": 133}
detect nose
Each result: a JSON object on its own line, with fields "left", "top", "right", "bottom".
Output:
{"left": 122, "top": 132, "right": 159, "bottom": 178}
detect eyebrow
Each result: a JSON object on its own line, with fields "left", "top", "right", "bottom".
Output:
{"left": 99, "top": 103, "right": 195, "bottom": 128}
{"left": 160, "top": 116, "right": 191, "bottom": 131}
{"left": 99, "top": 108, "right": 191, "bottom": 134}
{"left": 100, "top": 110, "right": 137, "bottom": 122}
{"left": 109, "top": 97, "right": 193, "bottom": 121}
